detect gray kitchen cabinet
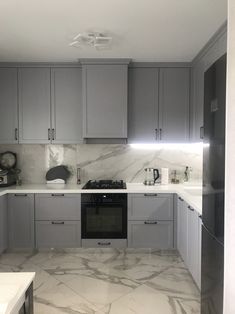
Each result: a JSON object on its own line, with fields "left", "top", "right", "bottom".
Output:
{"left": 35, "top": 193, "right": 81, "bottom": 221}
{"left": 159, "top": 68, "right": 190, "bottom": 142}
{"left": 35, "top": 193, "right": 81, "bottom": 248}
{"left": 128, "top": 68, "right": 159, "bottom": 143}
{"left": 51, "top": 68, "right": 83, "bottom": 144}
{"left": 128, "top": 193, "right": 174, "bottom": 248}
{"left": 177, "top": 196, "right": 188, "bottom": 264}
{"left": 82, "top": 62, "right": 129, "bottom": 138}
{"left": 0, "top": 68, "right": 18, "bottom": 144}
{"left": 128, "top": 221, "right": 174, "bottom": 248}
{"left": 128, "top": 193, "right": 173, "bottom": 220}
{"left": 128, "top": 66, "right": 190, "bottom": 143}
{"left": 18, "top": 68, "right": 51, "bottom": 143}
{"left": 8, "top": 194, "right": 35, "bottom": 249}
{"left": 0, "top": 195, "right": 7, "bottom": 254}
{"left": 36, "top": 221, "right": 81, "bottom": 248}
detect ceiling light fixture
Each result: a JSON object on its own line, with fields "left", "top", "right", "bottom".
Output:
{"left": 69, "top": 32, "right": 112, "bottom": 50}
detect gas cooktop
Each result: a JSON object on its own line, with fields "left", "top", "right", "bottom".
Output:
{"left": 82, "top": 180, "right": 126, "bottom": 190}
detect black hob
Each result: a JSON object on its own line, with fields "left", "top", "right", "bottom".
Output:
{"left": 82, "top": 180, "right": 126, "bottom": 190}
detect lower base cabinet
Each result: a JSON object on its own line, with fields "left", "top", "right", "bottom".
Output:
{"left": 82, "top": 239, "right": 127, "bottom": 248}
{"left": 8, "top": 194, "right": 34, "bottom": 249}
{"left": 128, "top": 221, "right": 174, "bottom": 248}
{"left": 36, "top": 221, "right": 81, "bottom": 248}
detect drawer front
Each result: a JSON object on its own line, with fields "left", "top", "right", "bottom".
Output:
{"left": 128, "top": 193, "right": 173, "bottom": 220}
{"left": 128, "top": 221, "right": 173, "bottom": 248}
{"left": 36, "top": 221, "right": 81, "bottom": 248}
{"left": 35, "top": 194, "right": 81, "bottom": 220}
{"left": 82, "top": 239, "right": 127, "bottom": 248}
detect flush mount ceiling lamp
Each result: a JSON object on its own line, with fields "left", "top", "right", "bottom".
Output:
{"left": 69, "top": 32, "right": 112, "bottom": 50}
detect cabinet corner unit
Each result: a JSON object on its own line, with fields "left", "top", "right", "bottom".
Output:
{"left": 81, "top": 59, "right": 130, "bottom": 139}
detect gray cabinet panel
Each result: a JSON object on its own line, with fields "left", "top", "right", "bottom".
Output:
{"left": 0, "top": 195, "right": 7, "bottom": 253}
{"left": 82, "top": 239, "right": 127, "bottom": 248}
{"left": 51, "top": 68, "right": 83, "bottom": 144}
{"left": 177, "top": 197, "right": 188, "bottom": 263}
{"left": 128, "top": 221, "right": 173, "bottom": 248}
{"left": 8, "top": 194, "right": 35, "bottom": 249}
{"left": 159, "top": 68, "right": 190, "bottom": 142}
{"left": 128, "top": 68, "right": 159, "bottom": 143}
{"left": 35, "top": 194, "right": 81, "bottom": 221}
{"left": 36, "top": 221, "right": 81, "bottom": 248}
{"left": 128, "top": 193, "right": 173, "bottom": 220}
{"left": 18, "top": 68, "right": 51, "bottom": 143}
{"left": 0, "top": 68, "right": 18, "bottom": 144}
{"left": 187, "top": 207, "right": 199, "bottom": 281}
{"left": 83, "top": 64, "right": 128, "bottom": 138}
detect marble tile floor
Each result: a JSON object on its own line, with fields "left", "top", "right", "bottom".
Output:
{"left": 0, "top": 249, "right": 200, "bottom": 314}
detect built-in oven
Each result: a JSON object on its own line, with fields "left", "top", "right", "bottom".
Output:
{"left": 81, "top": 193, "right": 127, "bottom": 247}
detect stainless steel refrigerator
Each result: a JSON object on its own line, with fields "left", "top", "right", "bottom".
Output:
{"left": 201, "top": 53, "right": 226, "bottom": 314}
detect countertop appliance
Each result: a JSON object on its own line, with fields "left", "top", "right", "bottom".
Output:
{"left": 201, "top": 53, "right": 226, "bottom": 314}
{"left": 81, "top": 180, "right": 127, "bottom": 247}
{"left": 144, "top": 168, "right": 160, "bottom": 185}
{"left": 0, "top": 151, "right": 19, "bottom": 187}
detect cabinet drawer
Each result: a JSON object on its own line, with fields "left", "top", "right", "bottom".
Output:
{"left": 36, "top": 221, "right": 81, "bottom": 248}
{"left": 128, "top": 194, "right": 173, "bottom": 220}
{"left": 82, "top": 239, "right": 127, "bottom": 248}
{"left": 128, "top": 221, "right": 173, "bottom": 248}
{"left": 35, "top": 194, "right": 81, "bottom": 220}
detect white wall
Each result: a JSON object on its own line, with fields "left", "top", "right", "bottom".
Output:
{"left": 224, "top": 1, "right": 235, "bottom": 313}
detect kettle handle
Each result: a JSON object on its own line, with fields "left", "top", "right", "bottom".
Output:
{"left": 154, "top": 169, "right": 160, "bottom": 183}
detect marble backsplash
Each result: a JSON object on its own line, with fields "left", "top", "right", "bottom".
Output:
{"left": 0, "top": 144, "right": 203, "bottom": 184}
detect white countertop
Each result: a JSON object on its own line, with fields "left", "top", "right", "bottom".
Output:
{"left": 0, "top": 272, "right": 35, "bottom": 314}
{"left": 0, "top": 183, "right": 202, "bottom": 214}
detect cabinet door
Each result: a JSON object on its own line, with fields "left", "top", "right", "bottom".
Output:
{"left": 128, "top": 193, "right": 173, "bottom": 220}
{"left": 18, "top": 68, "right": 51, "bottom": 143}
{"left": 187, "top": 206, "right": 199, "bottom": 282}
{"left": 83, "top": 64, "right": 128, "bottom": 138}
{"left": 0, "top": 68, "right": 18, "bottom": 144}
{"left": 0, "top": 195, "right": 7, "bottom": 253}
{"left": 159, "top": 68, "right": 190, "bottom": 142}
{"left": 35, "top": 193, "right": 81, "bottom": 221}
{"left": 128, "top": 221, "right": 173, "bottom": 248}
{"left": 177, "top": 197, "right": 188, "bottom": 263}
{"left": 128, "top": 68, "right": 159, "bottom": 143}
{"left": 36, "top": 221, "right": 81, "bottom": 248}
{"left": 51, "top": 68, "right": 83, "bottom": 143}
{"left": 8, "top": 194, "right": 34, "bottom": 249}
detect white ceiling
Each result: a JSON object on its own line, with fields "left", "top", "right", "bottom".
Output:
{"left": 0, "top": 0, "right": 227, "bottom": 62}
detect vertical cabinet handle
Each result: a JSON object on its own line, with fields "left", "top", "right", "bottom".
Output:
{"left": 52, "top": 128, "right": 55, "bottom": 140}
{"left": 159, "top": 128, "right": 162, "bottom": 140}
{"left": 14, "top": 128, "right": 18, "bottom": 141}
{"left": 200, "top": 126, "right": 204, "bottom": 139}
{"left": 155, "top": 129, "right": 158, "bottom": 140}
{"left": 48, "top": 128, "right": 51, "bottom": 140}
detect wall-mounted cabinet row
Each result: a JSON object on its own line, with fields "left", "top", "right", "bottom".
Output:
{"left": 0, "top": 64, "right": 191, "bottom": 144}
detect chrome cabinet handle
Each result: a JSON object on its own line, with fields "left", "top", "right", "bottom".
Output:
{"left": 159, "top": 128, "right": 162, "bottom": 140}
{"left": 98, "top": 242, "right": 111, "bottom": 246}
{"left": 48, "top": 128, "right": 51, "bottom": 140}
{"left": 155, "top": 129, "right": 158, "bottom": 140}
{"left": 144, "top": 221, "right": 158, "bottom": 225}
{"left": 188, "top": 205, "right": 194, "bottom": 211}
{"left": 14, "top": 128, "right": 18, "bottom": 141}
{"left": 144, "top": 193, "right": 158, "bottom": 197}
{"left": 14, "top": 194, "right": 27, "bottom": 197}
{"left": 178, "top": 197, "right": 184, "bottom": 201}
{"left": 51, "top": 194, "right": 65, "bottom": 197}
{"left": 52, "top": 128, "right": 55, "bottom": 140}
{"left": 51, "top": 221, "right": 65, "bottom": 225}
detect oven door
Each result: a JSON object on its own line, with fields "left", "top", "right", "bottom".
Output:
{"left": 82, "top": 199, "right": 127, "bottom": 239}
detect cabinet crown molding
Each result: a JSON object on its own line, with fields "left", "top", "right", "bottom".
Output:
{"left": 79, "top": 58, "right": 131, "bottom": 65}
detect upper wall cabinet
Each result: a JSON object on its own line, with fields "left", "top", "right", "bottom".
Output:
{"left": 0, "top": 68, "right": 18, "bottom": 144}
{"left": 81, "top": 59, "right": 130, "bottom": 139}
{"left": 51, "top": 68, "right": 83, "bottom": 144}
{"left": 128, "top": 68, "right": 159, "bottom": 143}
{"left": 128, "top": 67, "right": 190, "bottom": 143}
{"left": 18, "top": 68, "right": 51, "bottom": 143}
{"left": 191, "top": 24, "right": 227, "bottom": 141}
